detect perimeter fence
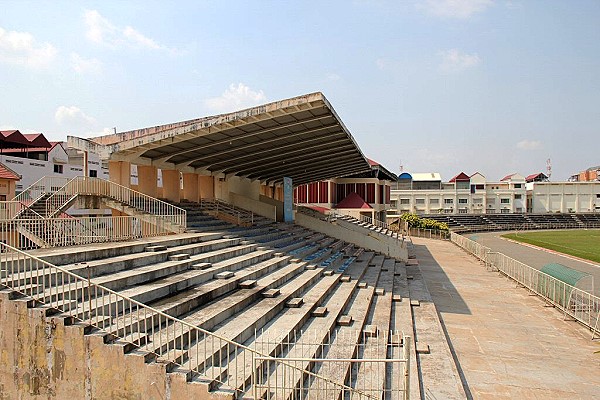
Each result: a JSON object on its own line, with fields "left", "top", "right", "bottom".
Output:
{"left": 450, "top": 232, "right": 600, "bottom": 339}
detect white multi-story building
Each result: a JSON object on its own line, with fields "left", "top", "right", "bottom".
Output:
{"left": 389, "top": 171, "right": 600, "bottom": 219}
{"left": 0, "top": 131, "right": 109, "bottom": 195}
{"left": 390, "top": 172, "right": 527, "bottom": 217}
{"left": 527, "top": 181, "right": 600, "bottom": 213}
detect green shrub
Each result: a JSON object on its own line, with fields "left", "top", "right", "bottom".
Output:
{"left": 400, "top": 213, "right": 448, "bottom": 232}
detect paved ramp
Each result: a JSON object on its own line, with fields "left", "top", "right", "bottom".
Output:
{"left": 413, "top": 237, "right": 600, "bottom": 400}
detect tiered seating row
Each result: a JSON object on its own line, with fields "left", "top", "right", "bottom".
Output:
{"left": 3, "top": 201, "right": 416, "bottom": 398}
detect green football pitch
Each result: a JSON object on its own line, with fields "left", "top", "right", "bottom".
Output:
{"left": 502, "top": 230, "right": 600, "bottom": 263}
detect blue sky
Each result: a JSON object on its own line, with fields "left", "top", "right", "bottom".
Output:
{"left": 1, "top": 0, "right": 599, "bottom": 181}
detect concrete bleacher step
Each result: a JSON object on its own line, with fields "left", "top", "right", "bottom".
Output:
{"left": 168, "top": 255, "right": 354, "bottom": 392}
{"left": 241, "top": 253, "right": 376, "bottom": 399}
{"left": 165, "top": 264, "right": 334, "bottom": 381}
{"left": 218, "top": 277, "right": 355, "bottom": 396}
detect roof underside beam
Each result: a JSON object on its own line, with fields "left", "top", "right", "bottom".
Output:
{"left": 179, "top": 124, "right": 343, "bottom": 170}
{"left": 152, "top": 113, "right": 332, "bottom": 164}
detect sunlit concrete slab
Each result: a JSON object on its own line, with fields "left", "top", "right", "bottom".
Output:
{"left": 413, "top": 237, "right": 600, "bottom": 399}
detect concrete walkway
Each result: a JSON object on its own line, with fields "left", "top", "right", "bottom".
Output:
{"left": 412, "top": 237, "right": 600, "bottom": 399}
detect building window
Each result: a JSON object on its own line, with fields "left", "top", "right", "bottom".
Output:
{"left": 415, "top": 198, "right": 425, "bottom": 205}
{"left": 473, "top": 198, "right": 482, "bottom": 204}
{"left": 487, "top": 198, "right": 496, "bottom": 204}
{"left": 54, "top": 164, "right": 63, "bottom": 174}
{"left": 500, "top": 198, "right": 510, "bottom": 204}
{"left": 514, "top": 184, "right": 522, "bottom": 188}
{"left": 400, "top": 198, "right": 410, "bottom": 205}
{"left": 459, "top": 209, "right": 468, "bottom": 213}
{"left": 458, "top": 198, "right": 468, "bottom": 204}
{"left": 429, "top": 198, "right": 439, "bottom": 205}
{"left": 444, "top": 198, "right": 454, "bottom": 204}
{"left": 514, "top": 194, "right": 522, "bottom": 200}
{"left": 89, "top": 169, "right": 98, "bottom": 177}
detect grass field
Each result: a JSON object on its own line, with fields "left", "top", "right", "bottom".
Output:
{"left": 502, "top": 230, "right": 600, "bottom": 263}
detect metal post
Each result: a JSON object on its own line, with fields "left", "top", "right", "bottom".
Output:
{"left": 87, "top": 265, "right": 92, "bottom": 325}
{"left": 403, "top": 335, "right": 411, "bottom": 400}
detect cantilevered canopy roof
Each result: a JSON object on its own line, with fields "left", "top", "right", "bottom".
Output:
{"left": 70, "top": 92, "right": 371, "bottom": 186}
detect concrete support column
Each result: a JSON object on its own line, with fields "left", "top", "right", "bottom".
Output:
{"left": 107, "top": 160, "right": 131, "bottom": 220}
{"left": 162, "top": 169, "right": 181, "bottom": 203}
{"left": 83, "top": 151, "right": 89, "bottom": 177}
{"left": 198, "top": 175, "right": 214, "bottom": 200}
{"left": 137, "top": 165, "right": 158, "bottom": 198}
{"left": 183, "top": 173, "right": 199, "bottom": 203}
{"left": 108, "top": 160, "right": 131, "bottom": 187}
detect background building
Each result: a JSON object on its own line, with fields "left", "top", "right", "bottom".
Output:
{"left": 389, "top": 171, "right": 600, "bottom": 220}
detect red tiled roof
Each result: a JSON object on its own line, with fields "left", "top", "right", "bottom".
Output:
{"left": 335, "top": 192, "right": 372, "bottom": 209}
{"left": 23, "top": 133, "right": 52, "bottom": 148}
{"left": 367, "top": 158, "right": 379, "bottom": 167}
{"left": 0, "top": 162, "right": 21, "bottom": 180}
{"left": 526, "top": 172, "right": 547, "bottom": 182}
{"left": 1, "top": 141, "right": 62, "bottom": 153}
{"left": 0, "top": 130, "right": 31, "bottom": 146}
{"left": 449, "top": 172, "right": 470, "bottom": 182}
{"left": 500, "top": 173, "right": 516, "bottom": 181}
{"left": 1, "top": 130, "right": 52, "bottom": 148}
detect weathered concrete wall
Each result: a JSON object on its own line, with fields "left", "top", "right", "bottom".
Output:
{"left": 295, "top": 213, "right": 408, "bottom": 261}
{"left": 229, "top": 192, "right": 277, "bottom": 221}
{"left": 0, "top": 290, "right": 230, "bottom": 400}
{"left": 258, "top": 195, "right": 283, "bottom": 221}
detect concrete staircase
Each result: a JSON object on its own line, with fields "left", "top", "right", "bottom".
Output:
{"left": 0, "top": 203, "right": 467, "bottom": 399}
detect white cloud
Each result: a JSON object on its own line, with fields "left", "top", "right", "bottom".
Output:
{"left": 0, "top": 27, "right": 57, "bottom": 68}
{"left": 517, "top": 139, "right": 542, "bottom": 150}
{"left": 71, "top": 53, "right": 102, "bottom": 74}
{"left": 204, "top": 83, "right": 267, "bottom": 113}
{"left": 84, "top": 10, "right": 172, "bottom": 52}
{"left": 439, "top": 48, "right": 481, "bottom": 73}
{"left": 55, "top": 106, "right": 97, "bottom": 126}
{"left": 122, "top": 26, "right": 162, "bottom": 50}
{"left": 418, "top": 0, "right": 493, "bottom": 19}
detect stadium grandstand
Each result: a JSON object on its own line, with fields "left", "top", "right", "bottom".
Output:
{"left": 1, "top": 93, "right": 599, "bottom": 399}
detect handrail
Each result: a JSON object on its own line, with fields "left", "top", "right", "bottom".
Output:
{"left": 43, "top": 177, "right": 186, "bottom": 231}
{"left": 450, "top": 232, "right": 600, "bottom": 339}
{"left": 13, "top": 176, "right": 71, "bottom": 203}
{"left": 0, "top": 242, "right": 368, "bottom": 396}
{"left": 0, "top": 201, "right": 26, "bottom": 220}
{"left": 2, "top": 216, "right": 175, "bottom": 249}
{"left": 199, "top": 198, "right": 254, "bottom": 226}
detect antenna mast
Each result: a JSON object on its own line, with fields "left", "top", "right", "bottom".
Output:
{"left": 546, "top": 158, "right": 552, "bottom": 180}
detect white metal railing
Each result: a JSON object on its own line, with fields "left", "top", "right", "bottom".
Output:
{"left": 42, "top": 176, "right": 186, "bottom": 230}
{"left": 199, "top": 198, "right": 254, "bottom": 226}
{"left": 0, "top": 201, "right": 26, "bottom": 220}
{"left": 407, "top": 227, "right": 449, "bottom": 240}
{"left": 13, "top": 176, "right": 71, "bottom": 203}
{"left": 253, "top": 329, "right": 411, "bottom": 400}
{"left": 0, "top": 216, "right": 175, "bottom": 250}
{"left": 0, "top": 243, "right": 372, "bottom": 397}
{"left": 450, "top": 232, "right": 600, "bottom": 339}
